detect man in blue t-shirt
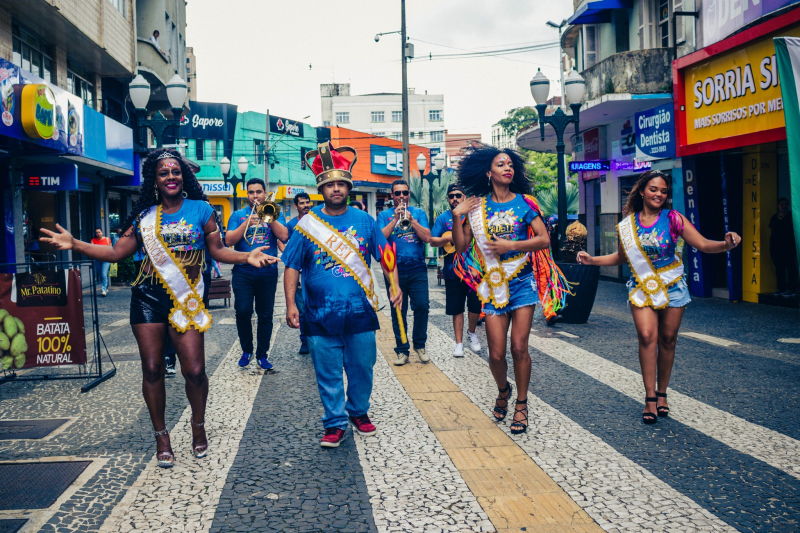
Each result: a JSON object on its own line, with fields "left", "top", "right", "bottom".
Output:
{"left": 225, "top": 178, "right": 288, "bottom": 371}
{"left": 376, "top": 179, "right": 431, "bottom": 366}
{"left": 283, "top": 146, "right": 401, "bottom": 448}
{"left": 281, "top": 192, "right": 313, "bottom": 355}
{"left": 430, "top": 184, "right": 482, "bottom": 358}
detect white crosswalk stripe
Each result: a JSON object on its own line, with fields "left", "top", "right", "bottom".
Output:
{"left": 528, "top": 331, "right": 800, "bottom": 481}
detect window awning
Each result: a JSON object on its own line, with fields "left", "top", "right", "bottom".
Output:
{"left": 568, "top": 0, "right": 631, "bottom": 25}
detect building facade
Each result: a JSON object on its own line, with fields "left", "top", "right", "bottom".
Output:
{"left": 186, "top": 46, "right": 197, "bottom": 100}
{"left": 320, "top": 83, "right": 446, "bottom": 156}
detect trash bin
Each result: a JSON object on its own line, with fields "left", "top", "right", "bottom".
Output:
{"left": 555, "top": 262, "right": 600, "bottom": 324}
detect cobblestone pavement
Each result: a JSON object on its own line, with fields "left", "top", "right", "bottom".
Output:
{"left": 0, "top": 266, "right": 798, "bottom": 532}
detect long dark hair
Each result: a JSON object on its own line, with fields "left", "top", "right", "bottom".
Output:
{"left": 623, "top": 170, "right": 673, "bottom": 216}
{"left": 456, "top": 143, "right": 532, "bottom": 198}
{"left": 120, "top": 148, "right": 210, "bottom": 233}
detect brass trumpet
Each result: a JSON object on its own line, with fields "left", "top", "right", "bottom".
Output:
{"left": 397, "top": 204, "right": 413, "bottom": 231}
{"left": 245, "top": 192, "right": 281, "bottom": 245}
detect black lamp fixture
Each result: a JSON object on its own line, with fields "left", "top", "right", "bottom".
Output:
{"left": 129, "top": 73, "right": 188, "bottom": 152}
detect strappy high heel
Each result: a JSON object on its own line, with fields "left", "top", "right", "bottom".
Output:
{"left": 643, "top": 397, "right": 658, "bottom": 425}
{"left": 190, "top": 418, "right": 208, "bottom": 459}
{"left": 493, "top": 382, "right": 513, "bottom": 421}
{"left": 153, "top": 428, "right": 174, "bottom": 468}
{"left": 510, "top": 398, "right": 528, "bottom": 434}
{"left": 656, "top": 391, "right": 670, "bottom": 417}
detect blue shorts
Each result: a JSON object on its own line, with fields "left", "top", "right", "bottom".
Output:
{"left": 626, "top": 275, "right": 692, "bottom": 308}
{"left": 483, "top": 273, "right": 540, "bottom": 316}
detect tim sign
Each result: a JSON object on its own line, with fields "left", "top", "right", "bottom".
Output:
{"left": 23, "top": 164, "right": 78, "bottom": 191}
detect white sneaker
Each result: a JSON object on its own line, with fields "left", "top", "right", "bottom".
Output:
{"left": 452, "top": 344, "right": 464, "bottom": 358}
{"left": 416, "top": 348, "right": 430, "bottom": 363}
{"left": 393, "top": 353, "right": 409, "bottom": 366}
{"left": 468, "top": 332, "right": 481, "bottom": 352}
{"left": 101, "top": 290, "right": 108, "bottom": 297}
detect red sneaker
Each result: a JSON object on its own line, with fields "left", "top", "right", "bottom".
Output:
{"left": 349, "top": 415, "right": 377, "bottom": 436}
{"left": 321, "top": 428, "right": 346, "bottom": 448}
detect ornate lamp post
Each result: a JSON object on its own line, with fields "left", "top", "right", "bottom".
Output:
{"left": 129, "top": 73, "right": 188, "bottom": 151}
{"left": 531, "top": 68, "right": 586, "bottom": 259}
{"left": 221, "top": 156, "right": 249, "bottom": 211}
{"left": 417, "top": 152, "right": 446, "bottom": 266}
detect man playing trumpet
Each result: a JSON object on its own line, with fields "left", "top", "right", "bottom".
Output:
{"left": 376, "top": 179, "right": 431, "bottom": 365}
{"left": 226, "top": 178, "right": 288, "bottom": 370}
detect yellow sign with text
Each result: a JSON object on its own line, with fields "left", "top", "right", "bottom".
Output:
{"left": 684, "top": 25, "right": 800, "bottom": 146}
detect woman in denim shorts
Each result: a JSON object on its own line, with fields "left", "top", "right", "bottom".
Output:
{"left": 451, "top": 145, "right": 553, "bottom": 434}
{"left": 578, "top": 170, "right": 740, "bottom": 424}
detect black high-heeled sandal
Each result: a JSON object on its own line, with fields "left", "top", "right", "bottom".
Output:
{"left": 493, "top": 382, "right": 513, "bottom": 421}
{"left": 190, "top": 418, "right": 208, "bottom": 459}
{"left": 656, "top": 392, "right": 670, "bottom": 417}
{"left": 153, "top": 428, "right": 175, "bottom": 468}
{"left": 510, "top": 398, "right": 528, "bottom": 434}
{"left": 643, "top": 397, "right": 658, "bottom": 425}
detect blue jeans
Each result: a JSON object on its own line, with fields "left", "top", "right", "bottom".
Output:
{"left": 95, "top": 261, "right": 110, "bottom": 292}
{"left": 296, "top": 283, "right": 306, "bottom": 343}
{"left": 385, "top": 269, "right": 429, "bottom": 354}
{"left": 307, "top": 331, "right": 377, "bottom": 430}
{"left": 232, "top": 272, "right": 277, "bottom": 355}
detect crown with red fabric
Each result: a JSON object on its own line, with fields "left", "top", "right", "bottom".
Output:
{"left": 304, "top": 142, "right": 358, "bottom": 190}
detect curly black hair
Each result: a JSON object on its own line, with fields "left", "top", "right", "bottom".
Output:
{"left": 120, "top": 148, "right": 213, "bottom": 234}
{"left": 622, "top": 170, "right": 673, "bottom": 216}
{"left": 456, "top": 143, "right": 532, "bottom": 198}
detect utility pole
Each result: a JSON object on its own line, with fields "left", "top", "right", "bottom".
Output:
{"left": 265, "top": 108, "right": 270, "bottom": 190}
{"left": 400, "top": 0, "right": 409, "bottom": 181}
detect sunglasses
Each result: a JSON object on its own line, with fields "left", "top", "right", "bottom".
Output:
{"left": 448, "top": 193, "right": 463, "bottom": 199}
{"left": 393, "top": 190, "right": 410, "bottom": 197}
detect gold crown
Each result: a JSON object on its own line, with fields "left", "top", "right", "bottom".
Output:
{"left": 305, "top": 142, "right": 358, "bottom": 190}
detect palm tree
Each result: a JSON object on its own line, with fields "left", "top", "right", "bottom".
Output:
{"left": 408, "top": 169, "right": 456, "bottom": 221}
{"left": 535, "top": 182, "right": 579, "bottom": 218}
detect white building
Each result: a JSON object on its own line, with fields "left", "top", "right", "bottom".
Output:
{"left": 320, "top": 83, "right": 446, "bottom": 156}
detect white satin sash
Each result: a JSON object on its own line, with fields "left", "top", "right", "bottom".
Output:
{"left": 468, "top": 199, "right": 529, "bottom": 309}
{"left": 296, "top": 212, "right": 379, "bottom": 311}
{"left": 618, "top": 213, "right": 684, "bottom": 309}
{"left": 140, "top": 205, "right": 212, "bottom": 332}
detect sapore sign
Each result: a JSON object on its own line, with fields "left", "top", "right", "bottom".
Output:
{"left": 683, "top": 24, "right": 800, "bottom": 146}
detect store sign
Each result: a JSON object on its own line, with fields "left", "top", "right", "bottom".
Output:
{"left": 20, "top": 84, "right": 55, "bottom": 139}
{"left": 682, "top": 158, "right": 712, "bottom": 297}
{"left": 570, "top": 160, "right": 611, "bottom": 172}
{"left": 611, "top": 118, "right": 636, "bottom": 163}
{"left": 269, "top": 115, "right": 304, "bottom": 138}
{"left": 614, "top": 160, "right": 652, "bottom": 171}
{"left": 281, "top": 185, "right": 306, "bottom": 198}
{"left": 179, "top": 102, "right": 237, "bottom": 141}
{"left": 199, "top": 181, "right": 247, "bottom": 195}
{"left": 635, "top": 104, "right": 675, "bottom": 161}
{"left": 0, "top": 269, "right": 87, "bottom": 368}
{"left": 371, "top": 144, "right": 404, "bottom": 176}
{"left": 22, "top": 164, "right": 78, "bottom": 191}
{"left": 583, "top": 128, "right": 601, "bottom": 160}
{"left": 683, "top": 25, "right": 800, "bottom": 147}
{"left": 699, "top": 0, "right": 800, "bottom": 47}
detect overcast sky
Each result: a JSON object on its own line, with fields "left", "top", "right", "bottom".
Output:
{"left": 185, "top": 0, "right": 574, "bottom": 143}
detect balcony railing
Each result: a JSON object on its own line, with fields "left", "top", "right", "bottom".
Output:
{"left": 581, "top": 48, "right": 673, "bottom": 102}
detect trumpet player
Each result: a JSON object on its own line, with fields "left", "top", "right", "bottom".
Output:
{"left": 226, "top": 178, "right": 288, "bottom": 371}
{"left": 430, "top": 184, "right": 482, "bottom": 357}
{"left": 376, "top": 179, "right": 431, "bottom": 365}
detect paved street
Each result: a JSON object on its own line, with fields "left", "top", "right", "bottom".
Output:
{"left": 0, "top": 265, "right": 799, "bottom": 532}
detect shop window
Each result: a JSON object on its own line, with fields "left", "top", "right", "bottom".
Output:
{"left": 11, "top": 23, "right": 55, "bottom": 84}
{"left": 67, "top": 60, "right": 95, "bottom": 108}
{"left": 371, "top": 111, "right": 385, "bottom": 122}
{"left": 335, "top": 112, "right": 349, "bottom": 124}
{"left": 429, "top": 110, "right": 443, "bottom": 122}
{"left": 392, "top": 111, "right": 402, "bottom": 122}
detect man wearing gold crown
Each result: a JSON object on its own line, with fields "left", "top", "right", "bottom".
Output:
{"left": 283, "top": 142, "right": 402, "bottom": 448}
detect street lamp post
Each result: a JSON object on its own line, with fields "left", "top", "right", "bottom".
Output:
{"left": 221, "top": 156, "right": 249, "bottom": 211}
{"left": 417, "top": 151, "right": 446, "bottom": 266}
{"left": 530, "top": 68, "right": 585, "bottom": 259}
{"left": 129, "top": 73, "right": 188, "bottom": 151}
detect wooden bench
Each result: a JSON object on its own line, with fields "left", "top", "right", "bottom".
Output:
{"left": 208, "top": 278, "right": 231, "bottom": 307}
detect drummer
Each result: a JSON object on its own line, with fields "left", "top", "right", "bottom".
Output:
{"left": 430, "top": 183, "right": 482, "bottom": 358}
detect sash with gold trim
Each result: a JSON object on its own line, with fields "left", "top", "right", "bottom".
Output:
{"left": 618, "top": 213, "right": 684, "bottom": 309}
{"left": 295, "top": 212, "right": 379, "bottom": 311}
{"left": 140, "top": 205, "right": 212, "bottom": 332}
{"left": 468, "top": 198, "right": 529, "bottom": 309}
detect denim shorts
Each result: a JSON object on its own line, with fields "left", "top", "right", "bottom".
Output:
{"left": 483, "top": 273, "right": 540, "bottom": 315}
{"left": 626, "top": 275, "right": 692, "bottom": 308}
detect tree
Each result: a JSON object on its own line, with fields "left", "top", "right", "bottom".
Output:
{"left": 522, "top": 150, "right": 573, "bottom": 195}
{"left": 496, "top": 107, "right": 538, "bottom": 137}
{"left": 535, "top": 182, "right": 579, "bottom": 217}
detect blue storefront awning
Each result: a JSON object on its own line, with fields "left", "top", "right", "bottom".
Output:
{"left": 568, "top": 0, "right": 631, "bottom": 25}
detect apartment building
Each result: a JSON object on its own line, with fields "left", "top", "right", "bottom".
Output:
{"left": 186, "top": 46, "right": 197, "bottom": 100}
{"left": 320, "top": 83, "right": 446, "bottom": 155}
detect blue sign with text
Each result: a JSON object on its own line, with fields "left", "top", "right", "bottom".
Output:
{"left": 570, "top": 160, "right": 611, "bottom": 172}
{"left": 635, "top": 104, "right": 675, "bottom": 161}
{"left": 23, "top": 164, "right": 78, "bottom": 191}
{"left": 682, "top": 158, "right": 712, "bottom": 298}
{"left": 370, "top": 144, "right": 404, "bottom": 176}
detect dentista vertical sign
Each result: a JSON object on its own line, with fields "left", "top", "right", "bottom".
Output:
{"left": 682, "top": 25, "right": 800, "bottom": 148}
